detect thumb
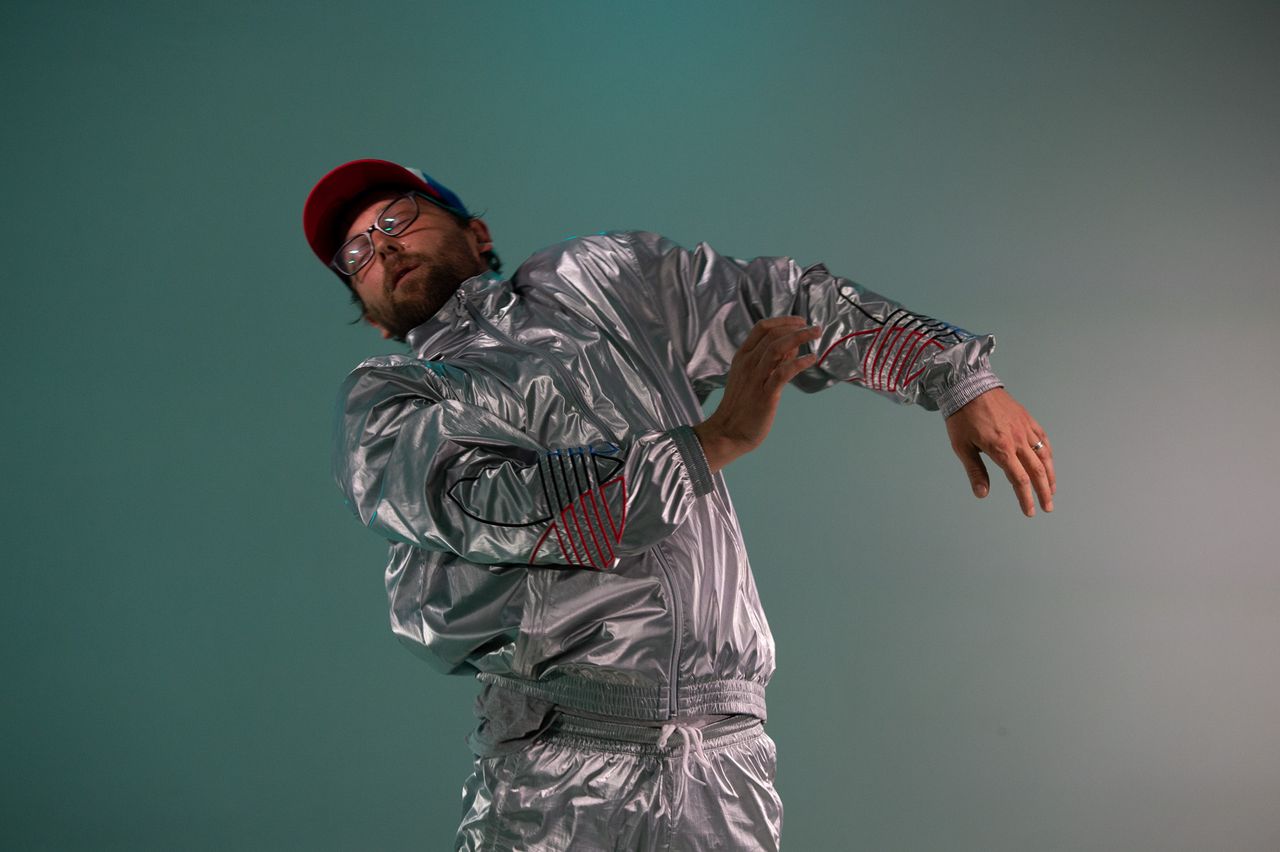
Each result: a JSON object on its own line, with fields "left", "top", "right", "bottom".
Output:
{"left": 955, "top": 443, "right": 990, "bottom": 498}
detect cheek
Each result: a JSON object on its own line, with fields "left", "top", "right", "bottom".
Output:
{"left": 354, "top": 275, "right": 384, "bottom": 301}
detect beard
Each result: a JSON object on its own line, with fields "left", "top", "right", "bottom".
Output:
{"left": 374, "top": 228, "right": 487, "bottom": 343}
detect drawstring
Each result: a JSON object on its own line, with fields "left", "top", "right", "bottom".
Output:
{"left": 657, "top": 721, "right": 712, "bottom": 804}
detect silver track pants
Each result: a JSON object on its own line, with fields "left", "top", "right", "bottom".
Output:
{"left": 455, "top": 713, "right": 783, "bottom": 850}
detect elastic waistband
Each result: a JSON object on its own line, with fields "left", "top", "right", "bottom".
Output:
{"left": 476, "top": 671, "right": 768, "bottom": 721}
{"left": 545, "top": 711, "right": 764, "bottom": 756}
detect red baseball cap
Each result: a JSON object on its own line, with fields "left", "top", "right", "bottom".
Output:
{"left": 302, "top": 158, "right": 472, "bottom": 267}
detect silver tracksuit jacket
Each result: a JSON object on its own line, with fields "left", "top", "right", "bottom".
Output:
{"left": 332, "top": 230, "right": 1003, "bottom": 723}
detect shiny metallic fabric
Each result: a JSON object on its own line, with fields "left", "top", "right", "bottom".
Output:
{"left": 455, "top": 712, "right": 782, "bottom": 851}
{"left": 333, "top": 230, "right": 1002, "bottom": 721}
{"left": 332, "top": 227, "right": 1001, "bottom": 717}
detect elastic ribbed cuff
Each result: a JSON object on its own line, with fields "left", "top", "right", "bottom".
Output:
{"left": 667, "top": 424, "right": 715, "bottom": 498}
{"left": 937, "top": 368, "right": 1005, "bottom": 418}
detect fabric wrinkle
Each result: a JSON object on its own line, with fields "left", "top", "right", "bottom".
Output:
{"left": 330, "top": 229, "right": 1003, "bottom": 850}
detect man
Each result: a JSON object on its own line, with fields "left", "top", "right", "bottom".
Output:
{"left": 303, "top": 158, "right": 1055, "bottom": 851}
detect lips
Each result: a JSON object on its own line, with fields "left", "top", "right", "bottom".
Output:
{"left": 390, "top": 263, "right": 418, "bottom": 290}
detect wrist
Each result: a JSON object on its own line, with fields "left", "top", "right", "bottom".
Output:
{"left": 937, "top": 369, "right": 1005, "bottom": 419}
{"left": 692, "top": 420, "right": 747, "bottom": 474}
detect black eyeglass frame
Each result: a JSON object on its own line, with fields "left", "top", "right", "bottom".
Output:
{"left": 328, "top": 191, "right": 469, "bottom": 278}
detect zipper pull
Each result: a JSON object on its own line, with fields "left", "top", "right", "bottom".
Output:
{"left": 454, "top": 287, "right": 468, "bottom": 319}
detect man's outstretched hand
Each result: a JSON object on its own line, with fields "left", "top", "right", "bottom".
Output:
{"left": 945, "top": 387, "right": 1056, "bottom": 517}
{"left": 690, "top": 317, "right": 1058, "bottom": 520}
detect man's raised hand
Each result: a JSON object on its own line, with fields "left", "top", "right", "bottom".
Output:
{"left": 692, "top": 316, "right": 823, "bottom": 473}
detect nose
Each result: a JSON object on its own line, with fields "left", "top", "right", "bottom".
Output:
{"left": 371, "top": 227, "right": 404, "bottom": 260}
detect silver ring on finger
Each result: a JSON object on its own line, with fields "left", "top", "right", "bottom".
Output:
{"left": 1030, "top": 440, "right": 1045, "bottom": 452}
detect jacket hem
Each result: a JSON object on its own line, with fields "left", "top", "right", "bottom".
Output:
{"left": 476, "top": 672, "right": 767, "bottom": 721}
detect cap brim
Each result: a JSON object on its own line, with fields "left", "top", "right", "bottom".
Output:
{"left": 302, "top": 158, "right": 434, "bottom": 266}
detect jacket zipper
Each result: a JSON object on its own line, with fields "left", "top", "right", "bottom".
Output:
{"left": 459, "top": 288, "right": 682, "bottom": 719}
{"left": 652, "top": 544, "right": 682, "bottom": 718}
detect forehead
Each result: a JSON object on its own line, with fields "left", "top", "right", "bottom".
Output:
{"left": 338, "top": 187, "right": 411, "bottom": 239}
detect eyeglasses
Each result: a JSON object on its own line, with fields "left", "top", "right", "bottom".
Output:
{"left": 329, "top": 191, "right": 465, "bottom": 278}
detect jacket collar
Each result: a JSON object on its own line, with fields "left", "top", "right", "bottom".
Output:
{"left": 405, "top": 270, "right": 515, "bottom": 357}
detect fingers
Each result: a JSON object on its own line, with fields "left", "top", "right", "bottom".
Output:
{"left": 780, "top": 347, "right": 821, "bottom": 383}
{"left": 1032, "top": 428, "right": 1056, "bottom": 495}
{"left": 744, "top": 318, "right": 822, "bottom": 380}
{"left": 739, "top": 316, "right": 809, "bottom": 359}
{"left": 990, "top": 445, "right": 1037, "bottom": 517}
{"left": 1013, "top": 411, "right": 1054, "bottom": 506}
{"left": 714, "top": 317, "right": 823, "bottom": 458}
{"left": 764, "top": 325, "right": 823, "bottom": 380}
{"left": 954, "top": 442, "right": 991, "bottom": 498}
{"left": 1018, "top": 443, "right": 1054, "bottom": 514}
{"left": 989, "top": 439, "right": 1054, "bottom": 517}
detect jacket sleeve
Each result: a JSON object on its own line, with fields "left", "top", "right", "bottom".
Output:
{"left": 332, "top": 355, "right": 714, "bottom": 570}
{"left": 620, "top": 230, "right": 1004, "bottom": 417}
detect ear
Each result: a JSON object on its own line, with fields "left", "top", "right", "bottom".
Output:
{"left": 467, "top": 217, "right": 493, "bottom": 251}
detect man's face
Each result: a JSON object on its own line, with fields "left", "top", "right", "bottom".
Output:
{"left": 338, "top": 188, "right": 493, "bottom": 342}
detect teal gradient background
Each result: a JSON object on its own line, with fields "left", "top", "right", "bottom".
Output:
{"left": 3, "top": 2, "right": 1277, "bottom": 849}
